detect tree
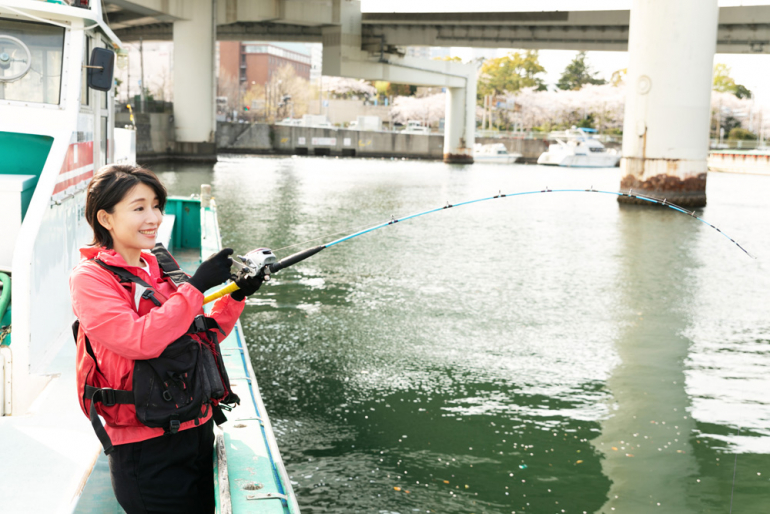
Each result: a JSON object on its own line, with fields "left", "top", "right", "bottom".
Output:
{"left": 391, "top": 93, "right": 446, "bottom": 127}
{"left": 322, "top": 77, "right": 377, "bottom": 99}
{"left": 556, "top": 52, "right": 606, "bottom": 90}
{"left": 728, "top": 127, "right": 757, "bottom": 140}
{"left": 610, "top": 68, "right": 627, "bottom": 87}
{"left": 387, "top": 83, "right": 417, "bottom": 97}
{"left": 713, "top": 63, "right": 752, "bottom": 99}
{"left": 263, "top": 64, "right": 311, "bottom": 122}
{"left": 477, "top": 50, "right": 546, "bottom": 97}
{"left": 217, "top": 75, "right": 241, "bottom": 113}
{"left": 511, "top": 84, "right": 625, "bottom": 133}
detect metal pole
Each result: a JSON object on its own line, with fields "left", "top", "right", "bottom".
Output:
{"left": 139, "top": 37, "right": 146, "bottom": 113}
{"left": 126, "top": 47, "right": 131, "bottom": 105}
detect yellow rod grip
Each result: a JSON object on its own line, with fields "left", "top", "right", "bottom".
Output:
{"left": 203, "top": 281, "right": 240, "bottom": 305}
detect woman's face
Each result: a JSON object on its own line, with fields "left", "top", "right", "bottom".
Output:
{"left": 98, "top": 182, "right": 163, "bottom": 257}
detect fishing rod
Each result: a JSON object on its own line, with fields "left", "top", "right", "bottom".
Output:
{"left": 203, "top": 187, "right": 754, "bottom": 305}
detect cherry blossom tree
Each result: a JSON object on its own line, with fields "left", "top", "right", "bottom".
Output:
{"left": 322, "top": 77, "right": 377, "bottom": 99}
{"left": 390, "top": 93, "right": 446, "bottom": 127}
{"left": 511, "top": 84, "right": 625, "bottom": 132}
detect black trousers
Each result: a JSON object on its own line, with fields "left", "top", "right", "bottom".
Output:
{"left": 108, "top": 419, "right": 215, "bottom": 514}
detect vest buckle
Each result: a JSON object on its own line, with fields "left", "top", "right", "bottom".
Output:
{"left": 99, "top": 387, "right": 116, "bottom": 407}
{"left": 191, "top": 314, "right": 207, "bottom": 333}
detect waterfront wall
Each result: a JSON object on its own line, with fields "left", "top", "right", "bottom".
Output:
{"left": 475, "top": 136, "right": 549, "bottom": 164}
{"left": 116, "top": 112, "right": 174, "bottom": 159}
{"left": 218, "top": 122, "right": 445, "bottom": 159}
{"left": 305, "top": 98, "right": 392, "bottom": 126}
{"left": 119, "top": 116, "right": 581, "bottom": 163}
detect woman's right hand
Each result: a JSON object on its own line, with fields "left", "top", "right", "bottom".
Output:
{"left": 187, "top": 248, "right": 234, "bottom": 293}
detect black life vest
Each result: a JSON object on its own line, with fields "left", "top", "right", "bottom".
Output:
{"left": 74, "top": 243, "right": 240, "bottom": 455}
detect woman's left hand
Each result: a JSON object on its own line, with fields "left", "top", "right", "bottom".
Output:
{"left": 230, "top": 273, "right": 264, "bottom": 301}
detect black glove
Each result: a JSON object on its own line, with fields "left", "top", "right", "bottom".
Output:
{"left": 188, "top": 248, "right": 234, "bottom": 293}
{"left": 230, "top": 272, "right": 265, "bottom": 302}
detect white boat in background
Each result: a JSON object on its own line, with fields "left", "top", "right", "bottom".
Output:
{"left": 473, "top": 143, "right": 522, "bottom": 164}
{"left": 403, "top": 120, "right": 431, "bottom": 134}
{"left": 537, "top": 128, "right": 621, "bottom": 168}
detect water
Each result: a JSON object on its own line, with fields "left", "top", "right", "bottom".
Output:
{"left": 157, "top": 156, "right": 770, "bottom": 513}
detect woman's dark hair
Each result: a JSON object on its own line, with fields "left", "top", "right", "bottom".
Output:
{"left": 85, "top": 164, "right": 167, "bottom": 248}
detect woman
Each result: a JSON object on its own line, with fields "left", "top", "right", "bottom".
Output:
{"left": 70, "top": 164, "right": 261, "bottom": 513}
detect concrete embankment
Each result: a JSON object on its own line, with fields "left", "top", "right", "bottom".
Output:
{"left": 218, "top": 122, "right": 446, "bottom": 159}
{"left": 218, "top": 123, "right": 556, "bottom": 163}
{"left": 119, "top": 114, "right": 556, "bottom": 164}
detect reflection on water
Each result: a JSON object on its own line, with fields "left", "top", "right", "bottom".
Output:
{"left": 157, "top": 156, "right": 770, "bottom": 513}
{"left": 593, "top": 205, "right": 701, "bottom": 512}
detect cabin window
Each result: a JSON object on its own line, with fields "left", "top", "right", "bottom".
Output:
{"left": 0, "top": 19, "right": 65, "bottom": 105}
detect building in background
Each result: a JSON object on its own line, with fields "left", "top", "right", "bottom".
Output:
{"left": 308, "top": 43, "right": 323, "bottom": 84}
{"left": 430, "top": 47, "right": 451, "bottom": 59}
{"left": 219, "top": 41, "right": 311, "bottom": 87}
{"left": 406, "top": 47, "right": 431, "bottom": 59}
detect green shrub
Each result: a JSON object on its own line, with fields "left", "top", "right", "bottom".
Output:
{"left": 727, "top": 127, "right": 758, "bottom": 140}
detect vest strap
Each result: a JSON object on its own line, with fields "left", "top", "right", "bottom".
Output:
{"left": 85, "top": 385, "right": 134, "bottom": 455}
{"left": 92, "top": 259, "right": 154, "bottom": 288}
{"left": 188, "top": 314, "right": 224, "bottom": 336}
{"left": 151, "top": 243, "right": 191, "bottom": 286}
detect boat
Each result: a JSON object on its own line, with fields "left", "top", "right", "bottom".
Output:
{"left": 402, "top": 120, "right": 431, "bottom": 134}
{"left": 0, "top": 2, "right": 297, "bottom": 512}
{"left": 473, "top": 143, "right": 522, "bottom": 164}
{"left": 708, "top": 148, "right": 770, "bottom": 176}
{"left": 537, "top": 127, "right": 621, "bottom": 167}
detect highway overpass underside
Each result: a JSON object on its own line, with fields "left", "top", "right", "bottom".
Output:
{"left": 361, "top": 7, "right": 770, "bottom": 54}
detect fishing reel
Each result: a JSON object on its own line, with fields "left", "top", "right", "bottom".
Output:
{"left": 204, "top": 244, "right": 324, "bottom": 305}
{"left": 231, "top": 248, "right": 277, "bottom": 283}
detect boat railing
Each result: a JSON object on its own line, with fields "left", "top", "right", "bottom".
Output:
{"left": 709, "top": 139, "right": 767, "bottom": 150}
{"left": 477, "top": 129, "right": 621, "bottom": 144}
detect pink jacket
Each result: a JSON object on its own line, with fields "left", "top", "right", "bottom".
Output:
{"left": 70, "top": 246, "right": 245, "bottom": 446}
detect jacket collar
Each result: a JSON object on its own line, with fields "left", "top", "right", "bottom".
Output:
{"left": 79, "top": 246, "right": 161, "bottom": 277}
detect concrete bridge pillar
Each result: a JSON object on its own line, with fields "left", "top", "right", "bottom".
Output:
{"left": 443, "top": 83, "right": 476, "bottom": 164}
{"left": 619, "top": 0, "right": 718, "bottom": 207}
{"left": 172, "top": 0, "right": 217, "bottom": 161}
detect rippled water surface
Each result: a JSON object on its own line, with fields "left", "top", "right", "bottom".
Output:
{"left": 157, "top": 156, "right": 770, "bottom": 513}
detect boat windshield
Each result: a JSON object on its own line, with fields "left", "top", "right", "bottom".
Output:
{"left": 0, "top": 19, "right": 65, "bottom": 105}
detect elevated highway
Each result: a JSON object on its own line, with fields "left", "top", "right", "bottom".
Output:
{"left": 361, "top": 6, "right": 770, "bottom": 53}
{"left": 106, "top": 2, "right": 770, "bottom": 54}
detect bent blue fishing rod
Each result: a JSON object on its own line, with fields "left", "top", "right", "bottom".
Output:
{"left": 203, "top": 187, "right": 753, "bottom": 304}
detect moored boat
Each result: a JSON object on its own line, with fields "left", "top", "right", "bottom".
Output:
{"left": 537, "top": 127, "right": 620, "bottom": 168}
{"left": 0, "top": 2, "right": 297, "bottom": 512}
{"left": 473, "top": 143, "right": 522, "bottom": 164}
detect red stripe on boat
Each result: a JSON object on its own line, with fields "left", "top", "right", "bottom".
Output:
{"left": 52, "top": 169, "right": 94, "bottom": 195}
{"left": 59, "top": 141, "right": 94, "bottom": 175}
